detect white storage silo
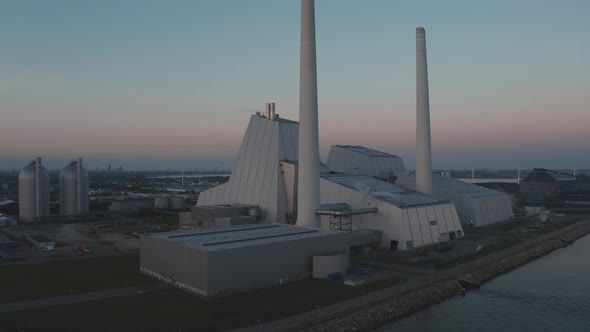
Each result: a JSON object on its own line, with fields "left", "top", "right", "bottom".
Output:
{"left": 59, "top": 158, "right": 89, "bottom": 216}
{"left": 19, "top": 157, "right": 50, "bottom": 222}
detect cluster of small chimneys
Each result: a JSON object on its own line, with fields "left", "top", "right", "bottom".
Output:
{"left": 255, "top": 102, "right": 280, "bottom": 121}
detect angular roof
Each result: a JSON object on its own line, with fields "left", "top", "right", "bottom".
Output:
{"left": 521, "top": 168, "right": 575, "bottom": 183}
{"left": 322, "top": 174, "right": 443, "bottom": 207}
{"left": 327, "top": 145, "right": 406, "bottom": 179}
{"left": 334, "top": 145, "right": 400, "bottom": 158}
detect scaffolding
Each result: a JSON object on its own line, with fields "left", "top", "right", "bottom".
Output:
{"left": 315, "top": 203, "right": 378, "bottom": 233}
{"left": 329, "top": 210, "right": 352, "bottom": 232}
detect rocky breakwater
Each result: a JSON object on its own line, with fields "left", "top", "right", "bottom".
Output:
{"left": 298, "top": 280, "right": 464, "bottom": 332}
{"left": 457, "top": 222, "right": 590, "bottom": 286}
{"left": 295, "top": 222, "right": 590, "bottom": 332}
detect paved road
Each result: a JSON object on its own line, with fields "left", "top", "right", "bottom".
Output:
{"left": 230, "top": 219, "right": 590, "bottom": 332}
{"left": 0, "top": 282, "right": 169, "bottom": 313}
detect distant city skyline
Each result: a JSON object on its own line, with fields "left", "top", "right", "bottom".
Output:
{"left": 1, "top": 0, "right": 588, "bottom": 170}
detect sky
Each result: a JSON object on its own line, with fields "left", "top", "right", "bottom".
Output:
{"left": 1, "top": 0, "right": 589, "bottom": 171}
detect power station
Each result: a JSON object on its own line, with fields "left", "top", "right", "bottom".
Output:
{"left": 140, "top": 0, "right": 514, "bottom": 297}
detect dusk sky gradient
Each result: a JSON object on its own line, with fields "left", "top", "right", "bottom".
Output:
{"left": 1, "top": 0, "right": 588, "bottom": 170}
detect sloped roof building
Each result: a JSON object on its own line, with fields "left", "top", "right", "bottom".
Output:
{"left": 198, "top": 114, "right": 464, "bottom": 251}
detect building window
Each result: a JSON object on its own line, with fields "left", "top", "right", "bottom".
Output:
{"left": 429, "top": 220, "right": 437, "bottom": 226}
{"left": 390, "top": 240, "right": 398, "bottom": 250}
{"left": 406, "top": 241, "right": 414, "bottom": 249}
{"left": 456, "top": 230, "right": 463, "bottom": 238}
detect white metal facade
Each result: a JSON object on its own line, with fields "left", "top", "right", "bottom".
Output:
{"left": 197, "top": 115, "right": 467, "bottom": 250}
{"left": 326, "top": 144, "right": 513, "bottom": 227}
{"left": 320, "top": 175, "right": 463, "bottom": 250}
{"left": 197, "top": 114, "right": 299, "bottom": 224}
{"left": 327, "top": 145, "right": 406, "bottom": 180}
{"left": 397, "top": 173, "right": 513, "bottom": 227}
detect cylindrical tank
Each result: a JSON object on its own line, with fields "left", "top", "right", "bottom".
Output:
{"left": 170, "top": 196, "right": 186, "bottom": 211}
{"left": 248, "top": 206, "right": 261, "bottom": 220}
{"left": 19, "top": 157, "right": 50, "bottom": 222}
{"left": 59, "top": 158, "right": 89, "bottom": 216}
{"left": 155, "top": 196, "right": 170, "bottom": 210}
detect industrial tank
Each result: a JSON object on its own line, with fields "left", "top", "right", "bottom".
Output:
{"left": 59, "top": 158, "right": 89, "bottom": 216}
{"left": 155, "top": 196, "right": 170, "bottom": 210}
{"left": 248, "top": 206, "right": 261, "bottom": 220}
{"left": 18, "top": 157, "right": 50, "bottom": 222}
{"left": 170, "top": 196, "right": 186, "bottom": 211}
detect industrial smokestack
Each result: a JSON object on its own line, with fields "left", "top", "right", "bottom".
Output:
{"left": 76, "top": 158, "right": 82, "bottom": 213}
{"left": 296, "top": 0, "right": 321, "bottom": 228}
{"left": 416, "top": 27, "right": 432, "bottom": 195}
{"left": 35, "top": 157, "right": 42, "bottom": 215}
{"left": 266, "top": 102, "right": 276, "bottom": 120}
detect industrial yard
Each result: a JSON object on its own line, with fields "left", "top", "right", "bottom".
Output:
{"left": 0, "top": 0, "right": 587, "bottom": 331}
{"left": 0, "top": 254, "right": 150, "bottom": 303}
{"left": 0, "top": 216, "right": 180, "bottom": 265}
{"left": 1, "top": 209, "right": 586, "bottom": 332}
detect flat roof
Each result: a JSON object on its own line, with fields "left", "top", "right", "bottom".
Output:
{"left": 323, "top": 174, "right": 442, "bottom": 207}
{"left": 0, "top": 233, "right": 15, "bottom": 243}
{"left": 28, "top": 235, "right": 53, "bottom": 243}
{"left": 335, "top": 145, "right": 400, "bottom": 158}
{"left": 143, "top": 223, "right": 345, "bottom": 251}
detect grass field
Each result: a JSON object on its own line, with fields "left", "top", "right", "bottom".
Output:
{"left": 535, "top": 219, "right": 580, "bottom": 234}
{"left": 0, "top": 254, "right": 152, "bottom": 302}
{"left": 435, "top": 238, "right": 523, "bottom": 269}
{"left": 0, "top": 276, "right": 405, "bottom": 332}
{"left": 475, "top": 219, "right": 528, "bottom": 232}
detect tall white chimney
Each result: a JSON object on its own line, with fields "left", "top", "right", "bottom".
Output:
{"left": 296, "top": 0, "right": 320, "bottom": 228}
{"left": 76, "top": 158, "right": 83, "bottom": 213}
{"left": 416, "top": 27, "right": 432, "bottom": 195}
{"left": 35, "top": 157, "right": 42, "bottom": 215}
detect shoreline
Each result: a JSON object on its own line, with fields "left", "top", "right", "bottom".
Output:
{"left": 297, "top": 222, "right": 590, "bottom": 332}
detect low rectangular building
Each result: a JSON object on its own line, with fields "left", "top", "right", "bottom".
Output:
{"left": 26, "top": 234, "right": 55, "bottom": 249}
{"left": 140, "top": 223, "right": 349, "bottom": 297}
{"left": 0, "top": 213, "right": 17, "bottom": 227}
{"left": 0, "top": 233, "right": 17, "bottom": 249}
